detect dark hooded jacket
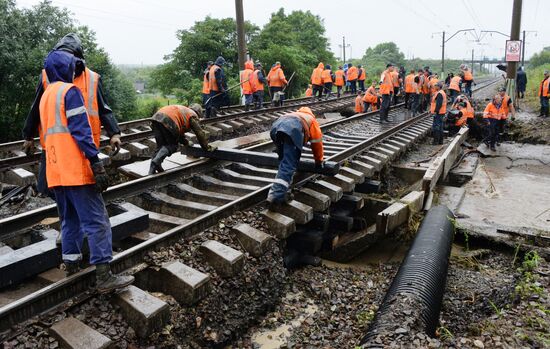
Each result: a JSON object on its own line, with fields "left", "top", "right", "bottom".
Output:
{"left": 42, "top": 50, "right": 99, "bottom": 164}
{"left": 516, "top": 69, "right": 527, "bottom": 90}
{"left": 23, "top": 34, "right": 120, "bottom": 141}
{"left": 211, "top": 56, "right": 227, "bottom": 92}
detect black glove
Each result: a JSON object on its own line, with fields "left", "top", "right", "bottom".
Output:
{"left": 315, "top": 160, "right": 325, "bottom": 169}
{"left": 91, "top": 162, "right": 109, "bottom": 192}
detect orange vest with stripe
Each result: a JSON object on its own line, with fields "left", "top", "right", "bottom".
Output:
{"left": 240, "top": 68, "right": 254, "bottom": 94}
{"left": 404, "top": 74, "right": 415, "bottom": 93}
{"left": 153, "top": 105, "right": 193, "bottom": 136}
{"left": 483, "top": 102, "right": 505, "bottom": 120}
{"left": 463, "top": 70, "right": 473, "bottom": 81}
{"left": 334, "top": 70, "right": 345, "bottom": 86}
{"left": 379, "top": 70, "right": 394, "bottom": 95}
{"left": 286, "top": 111, "right": 324, "bottom": 161}
{"left": 430, "top": 90, "right": 447, "bottom": 115}
{"left": 42, "top": 68, "right": 101, "bottom": 147}
{"left": 347, "top": 66, "right": 358, "bottom": 81}
{"left": 449, "top": 76, "right": 461, "bottom": 91}
{"left": 39, "top": 82, "right": 95, "bottom": 187}
{"left": 311, "top": 67, "right": 323, "bottom": 85}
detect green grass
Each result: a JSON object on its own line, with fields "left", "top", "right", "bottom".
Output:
{"left": 135, "top": 94, "right": 172, "bottom": 119}
{"left": 524, "top": 64, "right": 550, "bottom": 109}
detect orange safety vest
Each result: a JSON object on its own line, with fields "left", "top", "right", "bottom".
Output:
{"left": 42, "top": 68, "right": 101, "bottom": 147}
{"left": 321, "top": 69, "right": 333, "bottom": 84}
{"left": 153, "top": 105, "right": 193, "bottom": 136}
{"left": 404, "top": 74, "right": 415, "bottom": 93}
{"left": 500, "top": 94, "right": 511, "bottom": 120}
{"left": 311, "top": 65, "right": 324, "bottom": 86}
{"left": 449, "top": 76, "right": 462, "bottom": 92}
{"left": 334, "top": 70, "right": 345, "bottom": 86}
{"left": 358, "top": 68, "right": 366, "bottom": 81}
{"left": 421, "top": 75, "right": 430, "bottom": 94}
{"left": 363, "top": 87, "right": 378, "bottom": 104}
{"left": 347, "top": 66, "right": 358, "bottom": 81}
{"left": 267, "top": 66, "right": 287, "bottom": 87}
{"left": 240, "top": 62, "right": 254, "bottom": 95}
{"left": 463, "top": 69, "right": 473, "bottom": 81}
{"left": 539, "top": 78, "right": 550, "bottom": 97}
{"left": 290, "top": 110, "right": 323, "bottom": 161}
{"left": 209, "top": 64, "right": 222, "bottom": 92}
{"left": 202, "top": 71, "right": 210, "bottom": 94}
{"left": 430, "top": 90, "right": 447, "bottom": 115}
{"left": 249, "top": 70, "right": 264, "bottom": 93}
{"left": 39, "top": 81, "right": 95, "bottom": 187}
{"left": 355, "top": 95, "right": 364, "bottom": 113}
{"left": 457, "top": 100, "right": 474, "bottom": 119}
{"left": 391, "top": 71, "right": 400, "bottom": 87}
{"left": 379, "top": 69, "right": 394, "bottom": 95}
{"left": 429, "top": 78, "right": 439, "bottom": 95}
{"left": 483, "top": 102, "right": 505, "bottom": 120}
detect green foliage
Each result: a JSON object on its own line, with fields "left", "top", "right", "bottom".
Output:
{"left": 525, "top": 64, "right": 550, "bottom": 108}
{"left": 150, "top": 8, "right": 335, "bottom": 102}
{"left": 529, "top": 49, "right": 550, "bottom": 69}
{"left": 359, "top": 42, "right": 405, "bottom": 79}
{"left": 136, "top": 96, "right": 165, "bottom": 119}
{"left": 0, "top": 0, "right": 137, "bottom": 141}
{"left": 118, "top": 65, "right": 156, "bottom": 92}
{"left": 521, "top": 251, "right": 540, "bottom": 272}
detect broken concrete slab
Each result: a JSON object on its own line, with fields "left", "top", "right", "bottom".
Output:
{"left": 376, "top": 202, "right": 409, "bottom": 234}
{"left": 4, "top": 168, "right": 36, "bottom": 187}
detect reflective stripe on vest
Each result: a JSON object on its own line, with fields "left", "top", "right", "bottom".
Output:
{"left": 44, "top": 83, "right": 71, "bottom": 139}
{"left": 430, "top": 90, "right": 447, "bottom": 115}
{"left": 283, "top": 112, "right": 319, "bottom": 144}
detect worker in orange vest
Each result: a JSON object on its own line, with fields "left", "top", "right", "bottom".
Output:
{"left": 483, "top": 95, "right": 505, "bottom": 151}
{"left": 539, "top": 70, "right": 550, "bottom": 117}
{"left": 334, "top": 66, "right": 346, "bottom": 97}
{"left": 460, "top": 64, "right": 474, "bottom": 98}
{"left": 202, "top": 61, "right": 213, "bottom": 107}
{"left": 363, "top": 82, "right": 379, "bottom": 112}
{"left": 404, "top": 69, "right": 416, "bottom": 110}
{"left": 267, "top": 107, "right": 324, "bottom": 207}
{"left": 355, "top": 92, "right": 365, "bottom": 113}
{"left": 379, "top": 63, "right": 395, "bottom": 122}
{"left": 452, "top": 95, "right": 475, "bottom": 128}
{"left": 207, "top": 56, "right": 228, "bottom": 117}
{"left": 39, "top": 50, "right": 134, "bottom": 291}
{"left": 322, "top": 64, "right": 335, "bottom": 99}
{"left": 267, "top": 61, "right": 288, "bottom": 106}
{"left": 311, "top": 62, "right": 325, "bottom": 99}
{"left": 429, "top": 74, "right": 440, "bottom": 96}
{"left": 305, "top": 84, "right": 313, "bottom": 97}
{"left": 347, "top": 63, "right": 358, "bottom": 94}
{"left": 430, "top": 81, "right": 447, "bottom": 145}
{"left": 448, "top": 73, "right": 463, "bottom": 103}
{"left": 250, "top": 62, "right": 267, "bottom": 110}
{"left": 22, "top": 33, "right": 121, "bottom": 196}
{"left": 148, "top": 104, "right": 215, "bottom": 174}
{"left": 411, "top": 74, "right": 422, "bottom": 116}
{"left": 421, "top": 69, "right": 431, "bottom": 112}
{"left": 391, "top": 69, "right": 400, "bottom": 105}
{"left": 497, "top": 87, "right": 516, "bottom": 144}
{"left": 357, "top": 65, "right": 366, "bottom": 92}
{"left": 240, "top": 60, "right": 255, "bottom": 111}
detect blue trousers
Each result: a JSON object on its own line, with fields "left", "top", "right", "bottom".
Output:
{"left": 358, "top": 80, "right": 365, "bottom": 92}
{"left": 349, "top": 80, "right": 357, "bottom": 94}
{"left": 253, "top": 91, "right": 264, "bottom": 109}
{"left": 487, "top": 118, "right": 499, "bottom": 147}
{"left": 267, "top": 133, "right": 301, "bottom": 202}
{"left": 432, "top": 114, "right": 444, "bottom": 143}
{"left": 244, "top": 93, "right": 253, "bottom": 107}
{"left": 53, "top": 185, "right": 112, "bottom": 265}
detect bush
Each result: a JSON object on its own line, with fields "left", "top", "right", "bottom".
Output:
{"left": 136, "top": 97, "right": 166, "bottom": 119}
{"left": 524, "top": 64, "right": 550, "bottom": 108}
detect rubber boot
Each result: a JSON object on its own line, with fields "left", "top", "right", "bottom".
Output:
{"left": 245, "top": 104, "right": 250, "bottom": 112}
{"left": 210, "top": 107, "right": 218, "bottom": 118}
{"left": 148, "top": 147, "right": 170, "bottom": 174}
{"left": 95, "top": 264, "right": 134, "bottom": 294}
{"left": 65, "top": 262, "right": 80, "bottom": 277}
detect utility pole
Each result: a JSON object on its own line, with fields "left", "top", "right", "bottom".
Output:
{"left": 441, "top": 31, "right": 445, "bottom": 74}
{"left": 433, "top": 29, "right": 475, "bottom": 77}
{"left": 343, "top": 36, "right": 346, "bottom": 63}
{"left": 506, "top": 0, "right": 522, "bottom": 103}
{"left": 522, "top": 30, "right": 526, "bottom": 68}
{"left": 471, "top": 49, "right": 474, "bottom": 75}
{"left": 235, "top": 0, "right": 246, "bottom": 71}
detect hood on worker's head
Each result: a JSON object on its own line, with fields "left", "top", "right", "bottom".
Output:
{"left": 245, "top": 60, "right": 254, "bottom": 70}
{"left": 270, "top": 64, "right": 280, "bottom": 72}
{"left": 317, "top": 62, "right": 324, "bottom": 70}
{"left": 215, "top": 56, "right": 226, "bottom": 66}
{"left": 298, "top": 107, "right": 315, "bottom": 118}
{"left": 53, "top": 33, "right": 84, "bottom": 59}
{"left": 325, "top": 64, "right": 331, "bottom": 70}
{"left": 44, "top": 50, "right": 76, "bottom": 84}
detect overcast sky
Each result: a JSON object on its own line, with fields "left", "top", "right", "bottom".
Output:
{"left": 17, "top": 0, "right": 550, "bottom": 65}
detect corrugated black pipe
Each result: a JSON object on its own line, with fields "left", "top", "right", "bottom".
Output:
{"left": 361, "top": 205, "right": 454, "bottom": 344}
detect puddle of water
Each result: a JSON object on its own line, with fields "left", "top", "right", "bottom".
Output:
{"left": 250, "top": 293, "right": 318, "bottom": 349}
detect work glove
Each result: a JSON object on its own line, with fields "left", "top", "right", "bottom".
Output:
{"left": 206, "top": 144, "right": 217, "bottom": 152}
{"left": 22, "top": 140, "right": 35, "bottom": 156}
{"left": 91, "top": 162, "right": 109, "bottom": 192}
{"left": 148, "top": 161, "right": 164, "bottom": 175}
{"left": 109, "top": 134, "right": 121, "bottom": 156}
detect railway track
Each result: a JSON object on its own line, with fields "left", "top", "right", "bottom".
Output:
{"left": 0, "top": 95, "right": 354, "bottom": 175}
{"left": 0, "top": 78, "right": 500, "bottom": 346}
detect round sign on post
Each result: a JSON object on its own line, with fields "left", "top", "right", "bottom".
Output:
{"left": 505, "top": 40, "right": 522, "bottom": 62}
